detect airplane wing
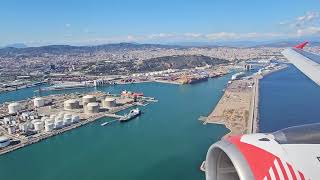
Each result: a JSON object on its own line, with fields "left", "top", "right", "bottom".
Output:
{"left": 205, "top": 42, "right": 320, "bottom": 180}
{"left": 282, "top": 42, "right": 320, "bottom": 85}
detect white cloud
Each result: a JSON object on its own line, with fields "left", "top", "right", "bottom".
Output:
{"left": 297, "top": 26, "right": 320, "bottom": 36}
{"left": 183, "top": 33, "right": 203, "bottom": 38}
{"left": 23, "top": 11, "right": 320, "bottom": 46}
{"left": 279, "top": 11, "right": 320, "bottom": 28}
{"left": 296, "top": 11, "right": 319, "bottom": 24}
{"left": 43, "top": 31, "right": 289, "bottom": 46}
{"left": 279, "top": 11, "right": 320, "bottom": 37}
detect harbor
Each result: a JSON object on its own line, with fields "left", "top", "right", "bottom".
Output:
{"left": 0, "top": 76, "right": 230, "bottom": 180}
{"left": 0, "top": 90, "right": 157, "bottom": 156}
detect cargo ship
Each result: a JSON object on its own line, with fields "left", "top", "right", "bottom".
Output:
{"left": 119, "top": 108, "right": 141, "bottom": 122}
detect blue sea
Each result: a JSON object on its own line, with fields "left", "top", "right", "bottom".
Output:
{"left": 259, "top": 64, "right": 320, "bottom": 132}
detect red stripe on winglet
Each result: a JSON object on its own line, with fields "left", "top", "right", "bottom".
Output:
{"left": 294, "top": 41, "right": 308, "bottom": 49}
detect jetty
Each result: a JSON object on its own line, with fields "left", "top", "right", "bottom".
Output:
{"left": 204, "top": 64, "right": 287, "bottom": 135}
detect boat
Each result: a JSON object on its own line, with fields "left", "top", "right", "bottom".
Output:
{"left": 119, "top": 108, "right": 141, "bottom": 122}
{"left": 101, "top": 119, "right": 117, "bottom": 126}
{"left": 101, "top": 122, "right": 110, "bottom": 126}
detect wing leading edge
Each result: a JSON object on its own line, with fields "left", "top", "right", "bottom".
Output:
{"left": 282, "top": 43, "right": 320, "bottom": 86}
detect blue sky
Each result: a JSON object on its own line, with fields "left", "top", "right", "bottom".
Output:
{"left": 1, "top": 0, "right": 320, "bottom": 46}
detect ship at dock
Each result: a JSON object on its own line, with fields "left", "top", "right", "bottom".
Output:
{"left": 119, "top": 108, "right": 141, "bottom": 122}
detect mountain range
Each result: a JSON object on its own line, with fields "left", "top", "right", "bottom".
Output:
{"left": 0, "top": 41, "right": 319, "bottom": 57}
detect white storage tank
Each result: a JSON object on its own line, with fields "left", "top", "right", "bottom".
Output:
{"left": 63, "top": 118, "right": 72, "bottom": 126}
{"left": 19, "top": 123, "right": 29, "bottom": 132}
{"left": 64, "top": 114, "right": 72, "bottom": 119}
{"left": 102, "top": 97, "right": 116, "bottom": 108}
{"left": 8, "top": 102, "right": 21, "bottom": 114}
{"left": 85, "top": 102, "right": 100, "bottom": 114}
{"left": 64, "top": 99, "right": 80, "bottom": 110}
{"left": 55, "top": 120, "right": 63, "bottom": 129}
{"left": 33, "top": 97, "right": 45, "bottom": 107}
{"left": 34, "top": 121, "right": 44, "bottom": 131}
{"left": 71, "top": 115, "right": 80, "bottom": 123}
{"left": 45, "top": 118, "right": 55, "bottom": 125}
{"left": 82, "top": 95, "right": 96, "bottom": 106}
{"left": 45, "top": 123, "right": 54, "bottom": 132}
{"left": 63, "top": 114, "right": 72, "bottom": 125}
{"left": 32, "top": 119, "right": 41, "bottom": 123}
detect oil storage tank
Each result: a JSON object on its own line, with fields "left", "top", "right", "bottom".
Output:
{"left": 8, "top": 103, "right": 21, "bottom": 114}
{"left": 45, "top": 123, "right": 54, "bottom": 132}
{"left": 63, "top": 114, "right": 72, "bottom": 125}
{"left": 85, "top": 102, "right": 100, "bottom": 114}
{"left": 82, "top": 95, "right": 96, "bottom": 106}
{"left": 64, "top": 99, "right": 80, "bottom": 110}
{"left": 34, "top": 121, "right": 44, "bottom": 131}
{"left": 102, "top": 97, "right": 116, "bottom": 108}
{"left": 71, "top": 115, "right": 80, "bottom": 123}
{"left": 33, "top": 97, "right": 45, "bottom": 107}
{"left": 54, "top": 116, "right": 64, "bottom": 129}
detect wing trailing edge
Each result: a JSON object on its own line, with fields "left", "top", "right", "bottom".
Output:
{"left": 282, "top": 42, "right": 320, "bottom": 86}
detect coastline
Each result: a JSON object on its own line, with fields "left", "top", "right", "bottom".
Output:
{"left": 204, "top": 64, "right": 288, "bottom": 136}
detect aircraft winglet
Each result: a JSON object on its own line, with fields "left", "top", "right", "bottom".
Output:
{"left": 294, "top": 41, "right": 309, "bottom": 49}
